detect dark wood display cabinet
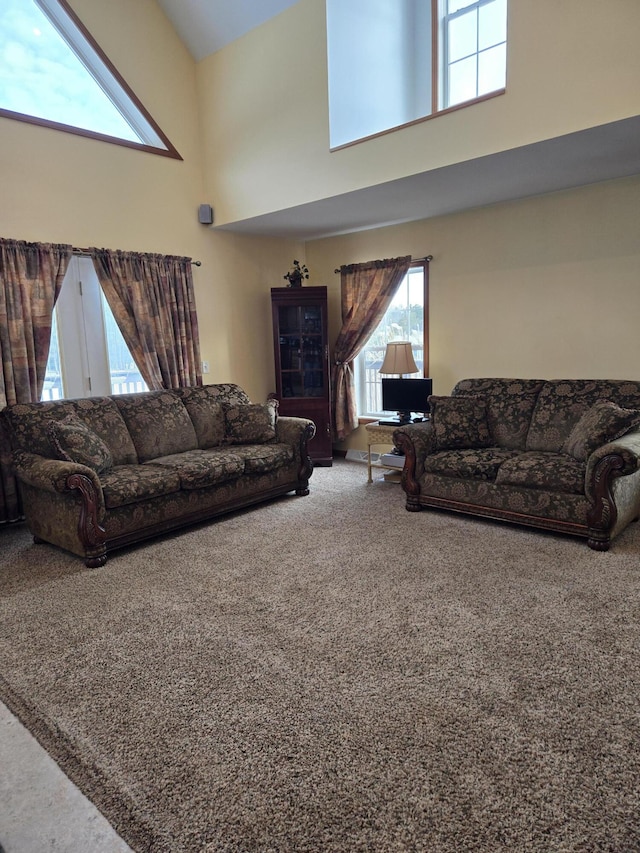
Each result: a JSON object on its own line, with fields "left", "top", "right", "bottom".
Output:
{"left": 271, "top": 286, "right": 333, "bottom": 466}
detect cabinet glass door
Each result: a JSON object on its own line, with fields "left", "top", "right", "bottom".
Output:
{"left": 278, "top": 305, "right": 325, "bottom": 399}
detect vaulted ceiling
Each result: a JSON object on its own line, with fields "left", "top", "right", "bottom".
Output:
{"left": 156, "top": 0, "right": 301, "bottom": 62}
{"left": 154, "top": 1, "right": 640, "bottom": 241}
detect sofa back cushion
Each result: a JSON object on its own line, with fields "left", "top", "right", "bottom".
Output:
{"left": 174, "top": 384, "right": 249, "bottom": 449}
{"left": 4, "top": 396, "right": 137, "bottom": 465}
{"left": 114, "top": 390, "right": 198, "bottom": 462}
{"left": 526, "top": 380, "right": 640, "bottom": 453}
{"left": 429, "top": 395, "right": 492, "bottom": 450}
{"left": 452, "top": 379, "right": 545, "bottom": 450}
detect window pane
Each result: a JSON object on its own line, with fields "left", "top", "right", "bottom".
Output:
{"left": 42, "top": 310, "right": 64, "bottom": 401}
{"left": 356, "top": 267, "right": 425, "bottom": 416}
{"left": 448, "top": 55, "right": 477, "bottom": 106}
{"left": 448, "top": 9, "right": 477, "bottom": 62}
{"left": 0, "top": 0, "right": 140, "bottom": 141}
{"left": 101, "top": 292, "right": 147, "bottom": 395}
{"left": 478, "top": 43, "right": 506, "bottom": 95}
{"left": 479, "top": 0, "right": 507, "bottom": 51}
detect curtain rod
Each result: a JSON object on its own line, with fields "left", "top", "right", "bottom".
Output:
{"left": 334, "top": 254, "right": 432, "bottom": 273}
{"left": 72, "top": 247, "right": 202, "bottom": 266}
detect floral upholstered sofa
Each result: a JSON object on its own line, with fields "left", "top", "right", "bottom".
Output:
{"left": 393, "top": 378, "right": 640, "bottom": 550}
{"left": 4, "top": 384, "right": 315, "bottom": 567}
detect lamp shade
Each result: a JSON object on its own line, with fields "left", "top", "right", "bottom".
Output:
{"left": 379, "top": 341, "right": 418, "bottom": 376}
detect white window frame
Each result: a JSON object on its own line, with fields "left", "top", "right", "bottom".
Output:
{"left": 0, "top": 0, "right": 181, "bottom": 158}
{"left": 43, "top": 256, "right": 147, "bottom": 401}
{"left": 440, "top": 0, "right": 507, "bottom": 110}
{"left": 355, "top": 262, "right": 429, "bottom": 419}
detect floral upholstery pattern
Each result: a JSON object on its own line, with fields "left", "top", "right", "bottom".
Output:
{"left": 562, "top": 401, "right": 640, "bottom": 461}
{"left": 145, "top": 448, "right": 245, "bottom": 489}
{"left": 114, "top": 391, "right": 198, "bottom": 462}
{"left": 175, "top": 384, "right": 249, "bottom": 449}
{"left": 100, "top": 465, "right": 180, "bottom": 509}
{"left": 224, "top": 400, "right": 278, "bottom": 445}
{"left": 100, "top": 464, "right": 182, "bottom": 509}
{"left": 429, "top": 395, "right": 492, "bottom": 450}
{"left": 453, "top": 379, "right": 545, "bottom": 450}
{"left": 400, "top": 378, "right": 640, "bottom": 549}
{"left": 495, "top": 452, "right": 586, "bottom": 495}
{"left": 418, "top": 472, "right": 589, "bottom": 525}
{"left": 5, "top": 400, "right": 78, "bottom": 458}
{"left": 241, "top": 443, "right": 295, "bottom": 474}
{"left": 4, "top": 396, "right": 138, "bottom": 465}
{"left": 5, "top": 384, "right": 314, "bottom": 565}
{"left": 424, "top": 448, "right": 518, "bottom": 481}
{"left": 526, "top": 380, "right": 640, "bottom": 453}
{"left": 48, "top": 413, "right": 113, "bottom": 475}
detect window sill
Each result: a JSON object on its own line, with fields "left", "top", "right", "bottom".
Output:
{"left": 330, "top": 88, "right": 506, "bottom": 152}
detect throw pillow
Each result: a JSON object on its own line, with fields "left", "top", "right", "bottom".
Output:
{"left": 48, "top": 414, "right": 113, "bottom": 474}
{"left": 224, "top": 400, "right": 278, "bottom": 444}
{"left": 562, "top": 400, "right": 640, "bottom": 461}
{"left": 429, "top": 395, "right": 492, "bottom": 450}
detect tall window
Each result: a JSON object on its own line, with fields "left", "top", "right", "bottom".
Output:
{"left": 326, "top": 0, "right": 507, "bottom": 148}
{"left": 43, "top": 256, "right": 147, "bottom": 401}
{"left": 355, "top": 263, "right": 428, "bottom": 417}
{"left": 442, "top": 0, "right": 507, "bottom": 109}
{"left": 0, "top": 0, "right": 180, "bottom": 157}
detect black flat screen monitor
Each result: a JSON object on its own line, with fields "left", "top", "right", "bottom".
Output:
{"left": 382, "top": 378, "right": 433, "bottom": 416}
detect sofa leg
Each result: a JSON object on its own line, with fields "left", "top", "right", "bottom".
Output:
{"left": 587, "top": 533, "right": 610, "bottom": 551}
{"left": 405, "top": 497, "right": 422, "bottom": 513}
{"left": 85, "top": 547, "right": 108, "bottom": 568}
{"left": 295, "top": 487, "right": 310, "bottom": 496}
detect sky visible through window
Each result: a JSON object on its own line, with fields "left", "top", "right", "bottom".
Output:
{"left": 0, "top": 0, "right": 140, "bottom": 141}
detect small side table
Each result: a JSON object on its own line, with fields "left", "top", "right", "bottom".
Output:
{"left": 364, "top": 421, "right": 403, "bottom": 483}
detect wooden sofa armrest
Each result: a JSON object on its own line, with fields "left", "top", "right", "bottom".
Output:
{"left": 13, "top": 450, "right": 108, "bottom": 566}
{"left": 276, "top": 417, "right": 316, "bottom": 488}
{"left": 584, "top": 430, "right": 640, "bottom": 549}
{"left": 393, "top": 422, "right": 435, "bottom": 501}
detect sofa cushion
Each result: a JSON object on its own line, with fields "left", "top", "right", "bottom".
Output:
{"left": 48, "top": 414, "right": 113, "bottom": 475}
{"left": 495, "top": 452, "right": 586, "bottom": 495}
{"left": 114, "top": 391, "right": 198, "bottom": 462}
{"left": 145, "top": 448, "right": 245, "bottom": 489}
{"left": 241, "top": 443, "right": 295, "bottom": 474}
{"left": 424, "top": 448, "right": 518, "bottom": 481}
{"left": 526, "top": 379, "right": 640, "bottom": 453}
{"left": 174, "top": 386, "right": 226, "bottom": 449}
{"left": 66, "top": 397, "right": 138, "bottom": 465}
{"left": 452, "top": 379, "right": 545, "bottom": 450}
{"left": 562, "top": 401, "right": 640, "bottom": 461}
{"left": 101, "top": 464, "right": 181, "bottom": 509}
{"left": 224, "top": 400, "right": 278, "bottom": 445}
{"left": 429, "top": 395, "right": 492, "bottom": 450}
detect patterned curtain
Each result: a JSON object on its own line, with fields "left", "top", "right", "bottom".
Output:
{"left": 332, "top": 256, "right": 411, "bottom": 441}
{"left": 91, "top": 249, "right": 202, "bottom": 391}
{"left": 0, "top": 239, "right": 72, "bottom": 523}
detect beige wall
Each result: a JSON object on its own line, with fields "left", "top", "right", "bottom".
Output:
{"left": 0, "top": 0, "right": 300, "bottom": 401}
{"left": 3, "top": 0, "right": 639, "bottom": 418}
{"left": 198, "top": 0, "right": 640, "bottom": 226}
{"left": 305, "top": 176, "right": 640, "bottom": 452}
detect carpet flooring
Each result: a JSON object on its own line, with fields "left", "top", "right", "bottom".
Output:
{"left": 1, "top": 460, "right": 639, "bottom": 852}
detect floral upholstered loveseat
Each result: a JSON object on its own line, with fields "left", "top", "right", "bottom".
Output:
{"left": 393, "top": 378, "right": 640, "bottom": 550}
{"left": 4, "top": 384, "right": 315, "bottom": 567}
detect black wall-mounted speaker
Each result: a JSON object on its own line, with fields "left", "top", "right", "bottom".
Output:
{"left": 198, "top": 204, "right": 213, "bottom": 224}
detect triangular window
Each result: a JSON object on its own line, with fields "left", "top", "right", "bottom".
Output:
{"left": 0, "top": 0, "right": 181, "bottom": 158}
